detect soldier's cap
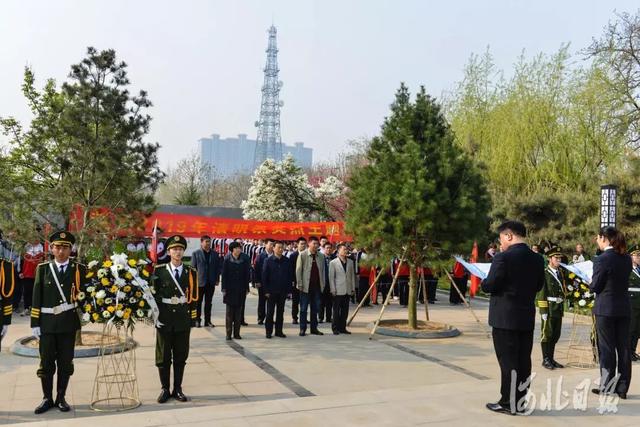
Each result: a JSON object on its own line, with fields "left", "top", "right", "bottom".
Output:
{"left": 629, "top": 245, "right": 640, "bottom": 256}
{"left": 545, "top": 246, "right": 563, "bottom": 258}
{"left": 49, "top": 230, "right": 75, "bottom": 247}
{"left": 166, "top": 235, "right": 187, "bottom": 250}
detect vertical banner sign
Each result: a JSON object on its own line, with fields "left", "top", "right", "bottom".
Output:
{"left": 600, "top": 184, "right": 617, "bottom": 228}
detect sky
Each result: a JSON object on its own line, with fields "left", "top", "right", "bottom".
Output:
{"left": 1, "top": 0, "right": 638, "bottom": 170}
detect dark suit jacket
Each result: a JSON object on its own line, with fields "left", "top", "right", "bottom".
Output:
{"left": 589, "top": 249, "right": 632, "bottom": 317}
{"left": 481, "top": 243, "right": 545, "bottom": 331}
{"left": 262, "top": 255, "right": 293, "bottom": 296}
{"left": 190, "top": 248, "right": 221, "bottom": 288}
{"left": 221, "top": 254, "right": 251, "bottom": 306}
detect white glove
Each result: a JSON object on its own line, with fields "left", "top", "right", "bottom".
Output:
{"left": 32, "top": 327, "right": 41, "bottom": 338}
{"left": 1, "top": 325, "right": 8, "bottom": 338}
{"left": 541, "top": 314, "right": 548, "bottom": 321}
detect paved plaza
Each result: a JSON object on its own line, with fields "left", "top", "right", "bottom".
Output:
{"left": 0, "top": 290, "right": 638, "bottom": 426}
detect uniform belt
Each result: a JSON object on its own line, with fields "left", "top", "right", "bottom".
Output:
{"left": 629, "top": 287, "right": 640, "bottom": 292}
{"left": 161, "top": 296, "right": 187, "bottom": 305}
{"left": 547, "top": 297, "right": 564, "bottom": 303}
{"left": 40, "top": 303, "right": 77, "bottom": 315}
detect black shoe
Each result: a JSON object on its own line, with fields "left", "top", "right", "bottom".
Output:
{"left": 485, "top": 402, "right": 515, "bottom": 415}
{"left": 226, "top": 336, "right": 232, "bottom": 340}
{"left": 266, "top": 334, "right": 272, "bottom": 339}
{"left": 204, "top": 322, "right": 212, "bottom": 327}
{"left": 55, "top": 396, "right": 71, "bottom": 412}
{"left": 209, "top": 323, "right": 216, "bottom": 328}
{"left": 34, "top": 398, "right": 54, "bottom": 414}
{"left": 591, "top": 388, "right": 609, "bottom": 396}
{"left": 241, "top": 321, "right": 248, "bottom": 326}
{"left": 542, "top": 358, "right": 555, "bottom": 370}
{"left": 631, "top": 352, "right": 639, "bottom": 362}
{"left": 311, "top": 330, "right": 324, "bottom": 336}
{"left": 617, "top": 391, "right": 628, "bottom": 400}
{"left": 551, "top": 359, "right": 564, "bottom": 369}
{"left": 292, "top": 319, "right": 299, "bottom": 324}
{"left": 275, "top": 333, "right": 286, "bottom": 338}
{"left": 299, "top": 331, "right": 306, "bottom": 336}
{"left": 172, "top": 390, "right": 188, "bottom": 402}
{"left": 340, "top": 330, "right": 352, "bottom": 334}
{"left": 157, "top": 388, "right": 171, "bottom": 404}
{"left": 258, "top": 320, "right": 264, "bottom": 325}
{"left": 333, "top": 331, "right": 340, "bottom": 335}
{"left": 233, "top": 335, "right": 242, "bottom": 340}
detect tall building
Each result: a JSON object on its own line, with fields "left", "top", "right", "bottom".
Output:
{"left": 199, "top": 134, "right": 312, "bottom": 178}
{"left": 253, "top": 25, "right": 284, "bottom": 167}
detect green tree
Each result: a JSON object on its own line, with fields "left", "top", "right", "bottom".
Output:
{"left": 346, "top": 84, "right": 490, "bottom": 329}
{"left": 0, "top": 47, "right": 164, "bottom": 257}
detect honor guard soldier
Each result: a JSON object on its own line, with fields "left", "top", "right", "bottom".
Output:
{"left": 628, "top": 245, "right": 640, "bottom": 361}
{"left": 152, "top": 235, "right": 198, "bottom": 403}
{"left": 31, "top": 231, "right": 87, "bottom": 414}
{"left": 1, "top": 257, "right": 16, "bottom": 351}
{"left": 537, "top": 246, "right": 566, "bottom": 370}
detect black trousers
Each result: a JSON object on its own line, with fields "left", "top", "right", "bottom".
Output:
{"left": 426, "top": 279, "right": 438, "bottom": 303}
{"left": 291, "top": 287, "right": 300, "bottom": 321}
{"left": 155, "top": 329, "right": 190, "bottom": 368}
{"left": 357, "top": 277, "right": 370, "bottom": 306}
{"left": 240, "top": 292, "right": 247, "bottom": 323}
{"left": 265, "top": 294, "right": 286, "bottom": 336}
{"left": 398, "top": 278, "right": 409, "bottom": 306}
{"left": 37, "top": 332, "right": 76, "bottom": 378}
{"left": 491, "top": 327, "right": 533, "bottom": 411}
{"left": 595, "top": 315, "right": 632, "bottom": 393}
{"left": 196, "top": 285, "right": 215, "bottom": 324}
{"left": 319, "top": 289, "right": 333, "bottom": 321}
{"left": 225, "top": 304, "right": 242, "bottom": 338}
{"left": 332, "top": 295, "right": 350, "bottom": 332}
{"left": 449, "top": 278, "right": 467, "bottom": 304}
{"left": 257, "top": 285, "right": 267, "bottom": 322}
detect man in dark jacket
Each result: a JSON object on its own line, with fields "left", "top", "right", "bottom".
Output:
{"left": 481, "top": 221, "right": 545, "bottom": 415}
{"left": 190, "top": 235, "right": 221, "bottom": 328}
{"left": 221, "top": 242, "right": 250, "bottom": 340}
{"left": 253, "top": 239, "right": 274, "bottom": 325}
{"left": 287, "top": 237, "right": 306, "bottom": 324}
{"left": 262, "top": 241, "right": 293, "bottom": 339}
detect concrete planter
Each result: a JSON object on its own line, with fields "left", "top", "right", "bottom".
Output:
{"left": 369, "top": 320, "right": 461, "bottom": 339}
{"left": 10, "top": 331, "right": 137, "bottom": 358}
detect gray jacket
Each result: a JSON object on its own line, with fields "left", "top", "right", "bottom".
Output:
{"left": 190, "top": 248, "right": 221, "bottom": 288}
{"left": 329, "top": 257, "right": 355, "bottom": 296}
{"left": 295, "top": 249, "right": 326, "bottom": 293}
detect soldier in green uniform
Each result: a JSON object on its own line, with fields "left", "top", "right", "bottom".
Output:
{"left": 152, "top": 235, "right": 198, "bottom": 403}
{"left": 628, "top": 245, "right": 640, "bottom": 361}
{"left": 536, "top": 246, "right": 566, "bottom": 370}
{"left": 1, "top": 258, "right": 16, "bottom": 351}
{"left": 31, "top": 231, "right": 88, "bottom": 414}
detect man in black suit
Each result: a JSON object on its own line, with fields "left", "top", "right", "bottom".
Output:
{"left": 589, "top": 226, "right": 632, "bottom": 399}
{"left": 190, "top": 235, "right": 221, "bottom": 327}
{"left": 481, "top": 221, "right": 545, "bottom": 415}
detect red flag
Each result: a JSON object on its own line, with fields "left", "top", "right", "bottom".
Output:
{"left": 469, "top": 241, "right": 480, "bottom": 297}
{"left": 43, "top": 222, "right": 52, "bottom": 254}
{"left": 150, "top": 219, "right": 158, "bottom": 264}
{"left": 369, "top": 267, "right": 377, "bottom": 303}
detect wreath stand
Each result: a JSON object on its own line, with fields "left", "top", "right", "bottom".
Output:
{"left": 565, "top": 311, "right": 598, "bottom": 369}
{"left": 90, "top": 323, "right": 141, "bottom": 411}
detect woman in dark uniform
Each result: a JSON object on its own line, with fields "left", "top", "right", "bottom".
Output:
{"left": 589, "top": 226, "right": 632, "bottom": 399}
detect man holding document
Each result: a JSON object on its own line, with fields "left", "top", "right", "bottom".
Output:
{"left": 480, "top": 221, "right": 545, "bottom": 415}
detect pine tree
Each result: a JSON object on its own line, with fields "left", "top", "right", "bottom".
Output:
{"left": 346, "top": 84, "right": 490, "bottom": 328}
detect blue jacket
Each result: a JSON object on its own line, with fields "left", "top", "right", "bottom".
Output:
{"left": 262, "top": 254, "right": 294, "bottom": 295}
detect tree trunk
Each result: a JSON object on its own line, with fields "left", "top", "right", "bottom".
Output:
{"left": 408, "top": 266, "right": 418, "bottom": 329}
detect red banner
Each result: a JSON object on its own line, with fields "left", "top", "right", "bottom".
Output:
{"left": 69, "top": 206, "right": 351, "bottom": 241}
{"left": 145, "top": 212, "right": 350, "bottom": 241}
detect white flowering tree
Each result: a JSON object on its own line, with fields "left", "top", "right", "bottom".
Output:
{"left": 242, "top": 155, "right": 344, "bottom": 221}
